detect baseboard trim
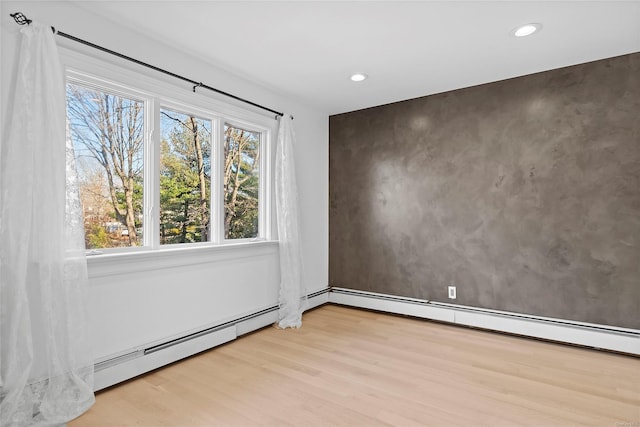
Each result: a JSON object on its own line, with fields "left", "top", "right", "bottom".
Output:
{"left": 329, "top": 287, "right": 640, "bottom": 355}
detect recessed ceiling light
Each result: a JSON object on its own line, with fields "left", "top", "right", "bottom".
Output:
{"left": 350, "top": 73, "right": 368, "bottom": 82}
{"left": 512, "top": 23, "right": 542, "bottom": 37}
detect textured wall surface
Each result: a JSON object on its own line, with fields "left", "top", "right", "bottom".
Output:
{"left": 329, "top": 53, "right": 640, "bottom": 329}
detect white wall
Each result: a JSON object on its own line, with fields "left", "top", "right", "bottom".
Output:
{"left": 1, "top": 1, "right": 328, "bottom": 362}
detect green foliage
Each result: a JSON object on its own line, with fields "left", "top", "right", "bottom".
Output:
{"left": 159, "top": 111, "right": 211, "bottom": 244}
{"left": 225, "top": 173, "right": 259, "bottom": 239}
{"left": 85, "top": 223, "right": 111, "bottom": 249}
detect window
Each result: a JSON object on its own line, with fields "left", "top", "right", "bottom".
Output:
{"left": 160, "top": 109, "right": 212, "bottom": 245}
{"left": 66, "top": 72, "right": 271, "bottom": 252}
{"left": 67, "top": 83, "right": 145, "bottom": 249}
{"left": 224, "top": 124, "right": 260, "bottom": 239}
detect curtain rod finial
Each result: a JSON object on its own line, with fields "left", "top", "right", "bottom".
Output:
{"left": 10, "top": 12, "right": 32, "bottom": 26}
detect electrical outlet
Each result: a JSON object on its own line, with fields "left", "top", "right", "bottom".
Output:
{"left": 448, "top": 286, "right": 457, "bottom": 299}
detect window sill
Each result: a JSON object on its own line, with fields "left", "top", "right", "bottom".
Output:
{"left": 86, "top": 240, "right": 279, "bottom": 279}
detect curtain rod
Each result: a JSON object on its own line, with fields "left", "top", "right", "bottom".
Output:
{"left": 10, "top": 12, "right": 287, "bottom": 119}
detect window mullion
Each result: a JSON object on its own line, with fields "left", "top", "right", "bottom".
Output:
{"left": 145, "top": 98, "right": 161, "bottom": 249}
{"left": 211, "top": 117, "right": 224, "bottom": 244}
{"left": 260, "top": 130, "right": 270, "bottom": 240}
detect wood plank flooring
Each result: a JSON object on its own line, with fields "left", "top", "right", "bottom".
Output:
{"left": 70, "top": 304, "right": 639, "bottom": 426}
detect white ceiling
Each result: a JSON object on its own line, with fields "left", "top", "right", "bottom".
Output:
{"left": 79, "top": 1, "right": 640, "bottom": 115}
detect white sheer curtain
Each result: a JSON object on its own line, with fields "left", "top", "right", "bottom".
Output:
{"left": 275, "top": 115, "right": 308, "bottom": 328}
{"left": 0, "top": 23, "right": 95, "bottom": 425}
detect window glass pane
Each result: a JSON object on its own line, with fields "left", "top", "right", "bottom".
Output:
{"left": 66, "top": 83, "right": 144, "bottom": 249}
{"left": 160, "top": 109, "right": 212, "bottom": 244}
{"left": 224, "top": 124, "right": 260, "bottom": 239}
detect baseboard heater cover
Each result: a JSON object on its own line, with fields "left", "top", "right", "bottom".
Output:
{"left": 93, "top": 288, "right": 330, "bottom": 391}
{"left": 329, "top": 287, "right": 640, "bottom": 355}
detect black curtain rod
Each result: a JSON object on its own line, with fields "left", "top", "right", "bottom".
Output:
{"left": 10, "top": 12, "right": 286, "bottom": 119}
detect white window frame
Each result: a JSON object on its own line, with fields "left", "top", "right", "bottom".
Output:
{"left": 62, "top": 46, "right": 276, "bottom": 259}
{"left": 220, "top": 118, "right": 271, "bottom": 244}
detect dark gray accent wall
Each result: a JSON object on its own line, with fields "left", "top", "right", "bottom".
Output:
{"left": 329, "top": 53, "right": 640, "bottom": 329}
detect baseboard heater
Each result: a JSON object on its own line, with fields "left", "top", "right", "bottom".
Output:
{"left": 329, "top": 287, "right": 640, "bottom": 356}
{"left": 94, "top": 286, "right": 637, "bottom": 390}
{"left": 94, "top": 288, "right": 330, "bottom": 391}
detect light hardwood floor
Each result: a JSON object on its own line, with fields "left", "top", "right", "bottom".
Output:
{"left": 70, "top": 304, "right": 639, "bottom": 426}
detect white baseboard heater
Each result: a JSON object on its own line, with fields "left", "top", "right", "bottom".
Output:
{"left": 95, "top": 286, "right": 638, "bottom": 391}
{"left": 94, "top": 288, "right": 330, "bottom": 391}
{"left": 329, "top": 287, "right": 640, "bottom": 356}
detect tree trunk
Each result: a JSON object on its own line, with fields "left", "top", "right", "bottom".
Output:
{"left": 124, "top": 176, "right": 138, "bottom": 245}
{"left": 224, "top": 130, "right": 245, "bottom": 237}
{"left": 189, "top": 117, "right": 209, "bottom": 242}
{"left": 181, "top": 200, "right": 189, "bottom": 243}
